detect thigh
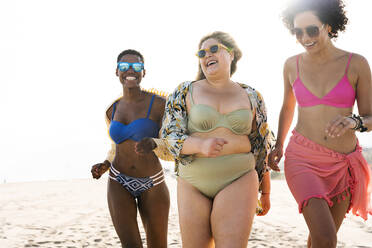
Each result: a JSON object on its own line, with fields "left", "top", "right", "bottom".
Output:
{"left": 302, "top": 198, "right": 337, "bottom": 242}
{"left": 138, "top": 182, "right": 170, "bottom": 248}
{"left": 177, "top": 177, "right": 214, "bottom": 248}
{"left": 304, "top": 192, "right": 351, "bottom": 248}
{"left": 211, "top": 170, "right": 259, "bottom": 248}
{"left": 330, "top": 190, "right": 351, "bottom": 231}
{"left": 107, "top": 178, "right": 142, "bottom": 247}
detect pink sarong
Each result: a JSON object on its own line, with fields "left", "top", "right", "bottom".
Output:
{"left": 284, "top": 130, "right": 372, "bottom": 220}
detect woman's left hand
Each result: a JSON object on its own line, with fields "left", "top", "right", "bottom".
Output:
{"left": 257, "top": 193, "right": 271, "bottom": 216}
{"left": 325, "top": 115, "right": 357, "bottom": 138}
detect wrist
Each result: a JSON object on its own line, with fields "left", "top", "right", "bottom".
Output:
{"left": 274, "top": 141, "right": 283, "bottom": 149}
{"left": 261, "top": 192, "right": 270, "bottom": 195}
{"left": 348, "top": 116, "right": 358, "bottom": 129}
{"left": 103, "top": 160, "right": 111, "bottom": 167}
{"left": 349, "top": 114, "right": 368, "bottom": 132}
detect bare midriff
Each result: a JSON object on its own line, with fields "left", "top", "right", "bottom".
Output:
{"left": 296, "top": 105, "right": 357, "bottom": 154}
{"left": 113, "top": 140, "right": 163, "bottom": 177}
{"left": 191, "top": 127, "right": 252, "bottom": 158}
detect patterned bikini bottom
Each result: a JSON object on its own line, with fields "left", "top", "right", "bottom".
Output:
{"left": 109, "top": 165, "right": 164, "bottom": 198}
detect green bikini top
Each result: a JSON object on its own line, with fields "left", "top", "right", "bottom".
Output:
{"left": 187, "top": 83, "right": 253, "bottom": 135}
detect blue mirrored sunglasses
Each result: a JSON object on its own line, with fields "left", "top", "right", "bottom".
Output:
{"left": 117, "top": 62, "right": 144, "bottom": 72}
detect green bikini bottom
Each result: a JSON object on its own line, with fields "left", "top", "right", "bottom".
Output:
{"left": 179, "top": 153, "right": 256, "bottom": 198}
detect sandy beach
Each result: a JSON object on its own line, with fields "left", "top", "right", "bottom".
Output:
{"left": 1, "top": 171, "right": 371, "bottom": 248}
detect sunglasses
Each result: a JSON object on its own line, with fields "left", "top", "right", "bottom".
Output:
{"left": 117, "top": 62, "right": 144, "bottom": 72}
{"left": 196, "top": 44, "right": 231, "bottom": 58}
{"left": 291, "top": 24, "right": 324, "bottom": 40}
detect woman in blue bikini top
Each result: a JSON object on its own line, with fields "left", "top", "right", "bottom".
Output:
{"left": 90, "top": 49, "right": 170, "bottom": 248}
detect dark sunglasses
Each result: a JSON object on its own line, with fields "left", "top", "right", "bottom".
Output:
{"left": 196, "top": 44, "right": 231, "bottom": 58}
{"left": 117, "top": 62, "right": 144, "bottom": 72}
{"left": 291, "top": 24, "right": 324, "bottom": 39}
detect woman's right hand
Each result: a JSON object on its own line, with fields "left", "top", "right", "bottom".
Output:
{"left": 200, "top": 138, "right": 228, "bottom": 157}
{"left": 91, "top": 160, "right": 110, "bottom": 179}
{"left": 268, "top": 145, "right": 283, "bottom": 172}
{"left": 135, "top": 138, "right": 157, "bottom": 154}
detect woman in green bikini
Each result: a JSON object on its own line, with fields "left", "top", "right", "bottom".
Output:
{"left": 137, "top": 31, "right": 274, "bottom": 247}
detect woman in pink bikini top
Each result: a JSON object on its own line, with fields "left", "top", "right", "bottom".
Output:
{"left": 268, "top": 0, "right": 372, "bottom": 247}
{"left": 292, "top": 53, "right": 355, "bottom": 108}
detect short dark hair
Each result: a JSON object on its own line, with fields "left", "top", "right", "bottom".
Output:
{"left": 196, "top": 31, "right": 242, "bottom": 81}
{"left": 282, "top": 0, "right": 348, "bottom": 39}
{"left": 117, "top": 49, "right": 144, "bottom": 63}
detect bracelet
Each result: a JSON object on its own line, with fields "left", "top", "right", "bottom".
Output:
{"left": 347, "top": 116, "right": 358, "bottom": 129}
{"left": 261, "top": 192, "right": 270, "bottom": 194}
{"left": 349, "top": 114, "right": 368, "bottom": 132}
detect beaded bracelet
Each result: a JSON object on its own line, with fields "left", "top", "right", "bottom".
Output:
{"left": 349, "top": 114, "right": 368, "bottom": 132}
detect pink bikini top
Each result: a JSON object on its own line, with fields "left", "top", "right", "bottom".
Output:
{"left": 292, "top": 53, "right": 355, "bottom": 108}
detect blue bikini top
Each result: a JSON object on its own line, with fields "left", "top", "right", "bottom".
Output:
{"left": 109, "top": 95, "right": 160, "bottom": 144}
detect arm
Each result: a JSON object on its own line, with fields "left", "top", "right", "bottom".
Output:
{"left": 246, "top": 86, "right": 275, "bottom": 182}
{"left": 268, "top": 59, "right": 296, "bottom": 170}
{"left": 91, "top": 102, "right": 116, "bottom": 179}
{"left": 181, "top": 136, "right": 228, "bottom": 157}
{"left": 157, "top": 82, "right": 194, "bottom": 167}
{"left": 357, "top": 57, "right": 372, "bottom": 132}
{"left": 326, "top": 55, "right": 372, "bottom": 137}
{"left": 275, "top": 60, "right": 297, "bottom": 148}
{"left": 104, "top": 104, "right": 116, "bottom": 164}
{"left": 260, "top": 170, "right": 271, "bottom": 194}
{"left": 137, "top": 135, "right": 228, "bottom": 160}
{"left": 258, "top": 171, "right": 271, "bottom": 216}
{"left": 181, "top": 136, "right": 208, "bottom": 155}
{"left": 355, "top": 55, "right": 372, "bottom": 130}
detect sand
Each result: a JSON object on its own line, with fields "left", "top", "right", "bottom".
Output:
{"left": 1, "top": 171, "right": 371, "bottom": 248}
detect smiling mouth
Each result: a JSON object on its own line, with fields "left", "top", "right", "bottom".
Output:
{"left": 125, "top": 76, "right": 137, "bottom": 81}
{"left": 207, "top": 60, "right": 217, "bottom": 67}
{"left": 304, "top": 41, "right": 316, "bottom": 47}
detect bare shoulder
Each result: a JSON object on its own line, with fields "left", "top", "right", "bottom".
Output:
{"left": 345, "top": 53, "right": 371, "bottom": 83}
{"left": 106, "top": 104, "right": 113, "bottom": 120}
{"left": 185, "top": 79, "right": 202, "bottom": 99}
{"left": 285, "top": 54, "right": 298, "bottom": 64}
{"left": 284, "top": 54, "right": 299, "bottom": 72}
{"left": 191, "top": 79, "right": 206, "bottom": 89}
{"left": 350, "top": 53, "right": 370, "bottom": 68}
{"left": 283, "top": 54, "right": 301, "bottom": 85}
{"left": 153, "top": 94, "right": 166, "bottom": 107}
{"left": 105, "top": 98, "right": 121, "bottom": 120}
{"left": 149, "top": 93, "right": 166, "bottom": 119}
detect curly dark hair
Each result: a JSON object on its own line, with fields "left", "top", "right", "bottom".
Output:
{"left": 282, "top": 0, "right": 348, "bottom": 39}
{"left": 196, "top": 31, "right": 242, "bottom": 81}
{"left": 117, "top": 49, "right": 144, "bottom": 63}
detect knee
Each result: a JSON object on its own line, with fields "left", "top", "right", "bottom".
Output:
{"left": 312, "top": 233, "right": 337, "bottom": 248}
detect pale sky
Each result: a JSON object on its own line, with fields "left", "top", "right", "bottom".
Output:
{"left": 1, "top": 0, "right": 371, "bottom": 182}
